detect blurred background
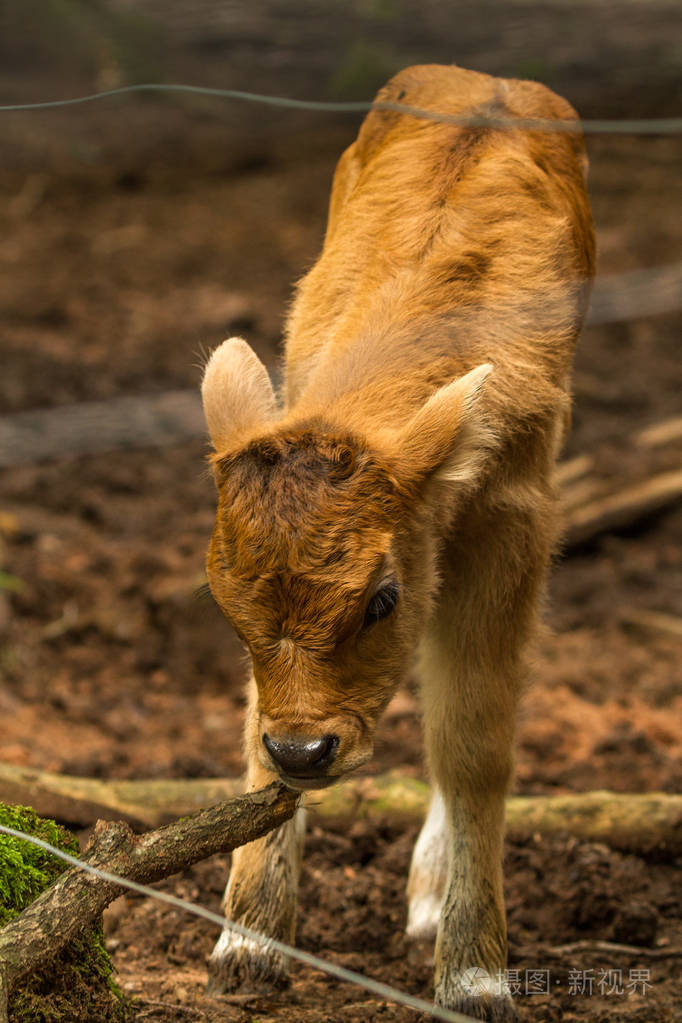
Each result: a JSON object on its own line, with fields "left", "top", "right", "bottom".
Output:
{"left": 0, "top": 3, "right": 680, "bottom": 1018}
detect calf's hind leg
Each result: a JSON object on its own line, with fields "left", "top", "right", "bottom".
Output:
{"left": 406, "top": 788, "right": 448, "bottom": 942}
{"left": 208, "top": 679, "right": 305, "bottom": 993}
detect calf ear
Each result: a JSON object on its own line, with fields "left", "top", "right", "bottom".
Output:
{"left": 396, "top": 363, "right": 494, "bottom": 488}
{"left": 201, "top": 338, "right": 277, "bottom": 452}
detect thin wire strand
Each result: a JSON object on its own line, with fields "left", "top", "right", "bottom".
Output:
{"left": 0, "top": 824, "right": 481, "bottom": 1023}
{"left": 0, "top": 82, "right": 680, "bottom": 135}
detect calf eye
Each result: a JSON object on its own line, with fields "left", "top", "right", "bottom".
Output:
{"left": 363, "top": 582, "right": 399, "bottom": 629}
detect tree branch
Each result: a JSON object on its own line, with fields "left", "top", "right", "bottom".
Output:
{"left": 0, "top": 784, "right": 298, "bottom": 1009}
{"left": 558, "top": 413, "right": 682, "bottom": 546}
{"left": 564, "top": 469, "right": 682, "bottom": 547}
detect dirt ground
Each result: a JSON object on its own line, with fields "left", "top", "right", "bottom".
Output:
{"left": 1, "top": 44, "right": 681, "bottom": 1023}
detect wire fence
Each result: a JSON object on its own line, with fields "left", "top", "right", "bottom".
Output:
{"left": 0, "top": 823, "right": 479, "bottom": 1023}
{"left": 2, "top": 82, "right": 681, "bottom": 135}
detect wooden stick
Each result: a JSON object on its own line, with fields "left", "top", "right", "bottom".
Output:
{"left": 555, "top": 413, "right": 682, "bottom": 488}
{"left": 621, "top": 609, "right": 682, "bottom": 640}
{"left": 0, "top": 784, "right": 298, "bottom": 1012}
{"left": 555, "top": 453, "right": 593, "bottom": 487}
{"left": 564, "top": 469, "right": 682, "bottom": 547}
{"left": 636, "top": 415, "right": 682, "bottom": 449}
{"left": 535, "top": 939, "right": 682, "bottom": 960}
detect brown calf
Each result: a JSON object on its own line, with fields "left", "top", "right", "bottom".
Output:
{"left": 201, "top": 64, "right": 594, "bottom": 1021}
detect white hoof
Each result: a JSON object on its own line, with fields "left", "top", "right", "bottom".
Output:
{"left": 207, "top": 928, "right": 288, "bottom": 994}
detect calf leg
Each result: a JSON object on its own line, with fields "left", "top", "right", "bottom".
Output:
{"left": 208, "top": 679, "right": 305, "bottom": 993}
{"left": 415, "top": 493, "right": 555, "bottom": 1023}
{"left": 413, "top": 482, "right": 554, "bottom": 1021}
{"left": 418, "top": 623, "right": 519, "bottom": 1022}
{"left": 406, "top": 788, "right": 448, "bottom": 942}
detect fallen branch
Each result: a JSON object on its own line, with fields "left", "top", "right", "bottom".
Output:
{"left": 556, "top": 413, "right": 682, "bottom": 489}
{"left": 0, "top": 391, "right": 206, "bottom": 469}
{"left": 136, "top": 1000, "right": 204, "bottom": 1018}
{"left": 503, "top": 788, "right": 682, "bottom": 859}
{"left": 556, "top": 413, "right": 682, "bottom": 546}
{"left": 586, "top": 261, "right": 682, "bottom": 327}
{"left": 1, "top": 764, "right": 680, "bottom": 858}
{"left": 621, "top": 609, "right": 682, "bottom": 640}
{"left": 0, "top": 783, "right": 298, "bottom": 1014}
{"left": 536, "top": 939, "right": 682, "bottom": 960}
{"left": 321, "top": 779, "right": 682, "bottom": 859}
{"left": 0, "top": 761, "right": 243, "bottom": 830}
{"left": 564, "top": 469, "right": 682, "bottom": 547}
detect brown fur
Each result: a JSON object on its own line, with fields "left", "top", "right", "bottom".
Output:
{"left": 201, "top": 64, "right": 595, "bottom": 1019}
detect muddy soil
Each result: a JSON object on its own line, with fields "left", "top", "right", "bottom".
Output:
{"left": 1, "top": 35, "right": 681, "bottom": 1023}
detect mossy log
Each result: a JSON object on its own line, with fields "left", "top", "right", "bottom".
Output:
{"left": 0, "top": 803, "right": 128, "bottom": 1023}
{"left": 0, "top": 764, "right": 680, "bottom": 858}
{"left": 316, "top": 778, "right": 682, "bottom": 859}
{"left": 0, "top": 784, "right": 298, "bottom": 1022}
{"left": 0, "top": 761, "right": 244, "bottom": 831}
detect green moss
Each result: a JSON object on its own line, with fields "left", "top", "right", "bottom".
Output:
{"left": 0, "top": 803, "right": 78, "bottom": 927}
{"left": 0, "top": 803, "right": 131, "bottom": 1023}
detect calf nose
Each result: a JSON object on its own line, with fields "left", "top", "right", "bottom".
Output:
{"left": 262, "top": 733, "right": 339, "bottom": 777}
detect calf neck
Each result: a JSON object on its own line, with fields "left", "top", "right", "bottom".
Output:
{"left": 201, "top": 64, "right": 594, "bottom": 1021}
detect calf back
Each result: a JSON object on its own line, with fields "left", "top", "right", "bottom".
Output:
{"left": 285, "top": 63, "right": 594, "bottom": 452}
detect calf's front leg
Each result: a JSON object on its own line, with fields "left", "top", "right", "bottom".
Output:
{"left": 408, "top": 493, "right": 553, "bottom": 1021}
{"left": 411, "top": 618, "right": 521, "bottom": 1022}
{"left": 208, "top": 680, "right": 305, "bottom": 993}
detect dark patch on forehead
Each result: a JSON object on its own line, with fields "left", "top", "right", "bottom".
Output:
{"left": 237, "top": 430, "right": 357, "bottom": 482}
{"left": 213, "top": 425, "right": 399, "bottom": 576}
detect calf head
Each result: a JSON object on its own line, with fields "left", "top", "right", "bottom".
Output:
{"left": 202, "top": 338, "right": 493, "bottom": 790}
